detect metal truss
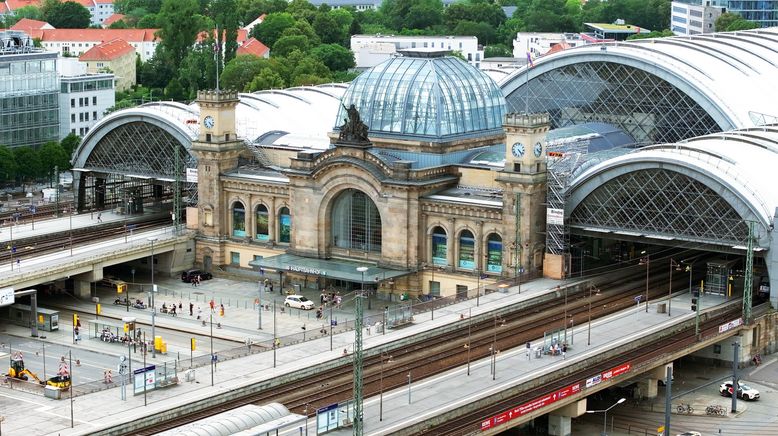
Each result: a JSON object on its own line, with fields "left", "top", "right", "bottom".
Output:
{"left": 569, "top": 168, "right": 749, "bottom": 245}
{"left": 82, "top": 121, "right": 197, "bottom": 206}
{"left": 507, "top": 61, "right": 724, "bottom": 144}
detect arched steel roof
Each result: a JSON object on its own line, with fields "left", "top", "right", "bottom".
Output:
{"left": 501, "top": 28, "right": 778, "bottom": 135}
{"left": 567, "top": 126, "right": 778, "bottom": 247}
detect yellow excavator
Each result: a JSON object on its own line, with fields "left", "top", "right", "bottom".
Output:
{"left": 7, "top": 353, "right": 71, "bottom": 389}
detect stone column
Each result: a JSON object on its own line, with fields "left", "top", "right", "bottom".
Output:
{"left": 548, "top": 399, "right": 585, "bottom": 436}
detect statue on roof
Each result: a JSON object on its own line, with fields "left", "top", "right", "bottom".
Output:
{"left": 339, "top": 103, "right": 370, "bottom": 143}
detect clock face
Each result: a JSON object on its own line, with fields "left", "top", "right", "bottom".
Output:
{"left": 203, "top": 115, "right": 215, "bottom": 129}
{"left": 511, "top": 142, "right": 525, "bottom": 158}
{"left": 534, "top": 142, "right": 543, "bottom": 157}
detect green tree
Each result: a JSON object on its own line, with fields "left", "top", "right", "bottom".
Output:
{"left": 715, "top": 12, "right": 741, "bottom": 31}
{"left": 452, "top": 20, "right": 496, "bottom": 45}
{"left": 246, "top": 67, "right": 285, "bottom": 91}
{"left": 14, "top": 5, "right": 44, "bottom": 21}
{"left": 381, "top": 0, "right": 444, "bottom": 30}
{"left": 444, "top": 0, "right": 506, "bottom": 30}
{"left": 156, "top": 0, "right": 205, "bottom": 73}
{"left": 178, "top": 41, "right": 218, "bottom": 98}
{"left": 136, "top": 13, "right": 159, "bottom": 28}
{"left": 313, "top": 13, "right": 346, "bottom": 45}
{"left": 272, "top": 34, "right": 310, "bottom": 57}
{"left": 626, "top": 29, "right": 674, "bottom": 40}
{"left": 115, "top": 0, "right": 163, "bottom": 14}
{"left": 39, "top": 141, "right": 71, "bottom": 177}
{"left": 286, "top": 0, "right": 316, "bottom": 22}
{"left": 164, "top": 77, "right": 187, "bottom": 101}
{"left": 497, "top": 17, "right": 523, "bottom": 46}
{"left": 725, "top": 19, "right": 758, "bottom": 31}
{"left": 310, "top": 44, "right": 355, "bottom": 72}
{"left": 46, "top": 1, "right": 92, "bottom": 29}
{"left": 251, "top": 12, "right": 295, "bottom": 49}
{"left": 222, "top": 55, "right": 268, "bottom": 92}
{"left": 236, "top": 0, "right": 288, "bottom": 26}
{"left": 212, "top": 0, "right": 240, "bottom": 63}
{"left": 60, "top": 133, "right": 81, "bottom": 160}
{"left": 108, "top": 19, "right": 129, "bottom": 29}
{"left": 139, "top": 50, "right": 174, "bottom": 88}
{"left": 13, "top": 147, "right": 42, "bottom": 185}
{"left": 484, "top": 44, "right": 512, "bottom": 58}
{"left": 524, "top": 0, "right": 576, "bottom": 32}
{"left": 0, "top": 146, "right": 17, "bottom": 183}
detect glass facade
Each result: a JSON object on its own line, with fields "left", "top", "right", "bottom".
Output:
{"left": 710, "top": 1, "right": 778, "bottom": 27}
{"left": 232, "top": 202, "right": 246, "bottom": 237}
{"left": 331, "top": 189, "right": 382, "bottom": 253}
{"left": 505, "top": 61, "right": 722, "bottom": 144}
{"left": 431, "top": 226, "right": 447, "bottom": 266}
{"left": 279, "top": 207, "right": 291, "bottom": 244}
{"left": 337, "top": 54, "right": 505, "bottom": 141}
{"left": 458, "top": 230, "right": 475, "bottom": 269}
{"left": 0, "top": 50, "right": 59, "bottom": 148}
{"left": 570, "top": 168, "right": 749, "bottom": 245}
{"left": 486, "top": 234, "right": 502, "bottom": 273}
{"left": 255, "top": 204, "right": 269, "bottom": 241}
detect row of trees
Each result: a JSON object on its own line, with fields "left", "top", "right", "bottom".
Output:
{"left": 0, "top": 134, "right": 79, "bottom": 185}
{"left": 0, "top": 0, "right": 93, "bottom": 29}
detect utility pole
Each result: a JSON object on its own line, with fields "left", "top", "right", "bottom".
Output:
{"left": 743, "top": 221, "right": 754, "bottom": 324}
{"left": 173, "top": 133, "right": 181, "bottom": 234}
{"left": 731, "top": 337, "right": 740, "bottom": 413}
{"left": 353, "top": 285, "right": 365, "bottom": 435}
{"left": 664, "top": 366, "right": 672, "bottom": 436}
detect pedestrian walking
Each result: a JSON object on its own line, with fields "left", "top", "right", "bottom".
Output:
{"left": 97, "top": 213, "right": 102, "bottom": 223}
{"left": 189, "top": 302, "right": 194, "bottom": 316}
{"left": 209, "top": 299, "right": 215, "bottom": 313}
{"left": 219, "top": 304, "right": 225, "bottom": 317}
{"left": 526, "top": 349, "right": 531, "bottom": 361}
{"left": 274, "top": 338, "right": 281, "bottom": 348}
{"left": 197, "top": 307, "right": 202, "bottom": 320}
{"left": 320, "top": 292, "right": 325, "bottom": 305}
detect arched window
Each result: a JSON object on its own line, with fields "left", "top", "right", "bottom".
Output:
{"left": 255, "top": 204, "right": 269, "bottom": 241}
{"left": 486, "top": 233, "right": 502, "bottom": 273}
{"left": 331, "top": 189, "right": 382, "bottom": 252}
{"left": 278, "top": 207, "right": 291, "bottom": 243}
{"left": 458, "top": 230, "right": 475, "bottom": 269}
{"left": 232, "top": 201, "right": 246, "bottom": 237}
{"left": 431, "top": 226, "right": 447, "bottom": 266}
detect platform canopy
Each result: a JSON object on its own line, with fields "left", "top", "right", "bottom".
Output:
{"left": 249, "top": 254, "right": 412, "bottom": 283}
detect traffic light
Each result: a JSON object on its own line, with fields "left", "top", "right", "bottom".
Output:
{"left": 691, "top": 289, "right": 699, "bottom": 311}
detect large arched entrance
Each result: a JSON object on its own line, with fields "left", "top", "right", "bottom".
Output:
{"left": 330, "top": 188, "right": 383, "bottom": 253}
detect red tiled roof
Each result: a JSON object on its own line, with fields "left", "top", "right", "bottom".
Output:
{"left": 69, "top": 0, "right": 95, "bottom": 7}
{"left": 79, "top": 38, "right": 134, "bottom": 61}
{"left": 10, "top": 18, "right": 51, "bottom": 31}
{"left": 102, "top": 13, "right": 125, "bottom": 27}
{"left": 36, "top": 28, "right": 159, "bottom": 42}
{"left": 545, "top": 42, "right": 571, "bottom": 56}
{"left": 4, "top": 0, "right": 43, "bottom": 13}
{"left": 236, "top": 37, "right": 269, "bottom": 58}
{"left": 95, "top": 0, "right": 115, "bottom": 4}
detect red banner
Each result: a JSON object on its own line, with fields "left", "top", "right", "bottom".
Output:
{"left": 481, "top": 383, "right": 581, "bottom": 431}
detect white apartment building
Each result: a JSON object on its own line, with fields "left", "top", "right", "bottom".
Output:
{"left": 671, "top": 1, "right": 724, "bottom": 35}
{"left": 351, "top": 34, "right": 484, "bottom": 68}
{"left": 58, "top": 58, "right": 115, "bottom": 139}
{"left": 513, "top": 32, "right": 590, "bottom": 59}
{"left": 33, "top": 29, "right": 158, "bottom": 62}
{"left": 0, "top": 0, "right": 115, "bottom": 27}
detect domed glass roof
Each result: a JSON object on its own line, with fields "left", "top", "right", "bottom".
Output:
{"left": 336, "top": 52, "right": 506, "bottom": 142}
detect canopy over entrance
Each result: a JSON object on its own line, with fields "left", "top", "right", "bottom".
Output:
{"left": 249, "top": 254, "right": 412, "bottom": 283}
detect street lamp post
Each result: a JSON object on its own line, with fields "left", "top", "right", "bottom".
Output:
{"left": 586, "top": 397, "right": 626, "bottom": 436}
{"left": 640, "top": 250, "right": 650, "bottom": 312}
{"left": 669, "top": 259, "right": 682, "bottom": 317}
{"left": 588, "top": 286, "right": 598, "bottom": 346}
{"left": 210, "top": 312, "right": 214, "bottom": 386}
{"left": 147, "top": 237, "right": 158, "bottom": 358}
{"left": 466, "top": 307, "right": 472, "bottom": 375}
{"left": 476, "top": 267, "right": 481, "bottom": 307}
{"left": 257, "top": 280, "right": 262, "bottom": 330}
{"left": 379, "top": 352, "right": 392, "bottom": 421}
{"left": 357, "top": 266, "right": 368, "bottom": 310}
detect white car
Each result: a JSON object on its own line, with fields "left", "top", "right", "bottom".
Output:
{"left": 284, "top": 295, "right": 315, "bottom": 310}
{"left": 719, "top": 380, "right": 760, "bottom": 400}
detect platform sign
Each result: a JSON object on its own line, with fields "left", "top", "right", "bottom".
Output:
{"left": 186, "top": 168, "right": 198, "bottom": 183}
{"left": 0, "top": 287, "right": 14, "bottom": 307}
{"left": 133, "top": 365, "right": 156, "bottom": 395}
{"left": 316, "top": 403, "right": 339, "bottom": 433}
{"left": 546, "top": 208, "right": 564, "bottom": 225}
{"left": 718, "top": 318, "right": 743, "bottom": 333}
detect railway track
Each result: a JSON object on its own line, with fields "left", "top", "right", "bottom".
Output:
{"left": 1, "top": 216, "right": 172, "bottom": 264}
{"left": 132, "top": 257, "right": 704, "bottom": 435}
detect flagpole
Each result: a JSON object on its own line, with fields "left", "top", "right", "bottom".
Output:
{"left": 215, "top": 25, "right": 220, "bottom": 92}
{"left": 524, "top": 39, "right": 530, "bottom": 114}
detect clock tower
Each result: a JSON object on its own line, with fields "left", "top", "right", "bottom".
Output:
{"left": 190, "top": 90, "right": 245, "bottom": 266}
{"left": 496, "top": 112, "right": 551, "bottom": 277}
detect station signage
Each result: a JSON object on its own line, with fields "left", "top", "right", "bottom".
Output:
{"left": 586, "top": 362, "right": 631, "bottom": 388}
{"left": 0, "top": 287, "right": 14, "bottom": 307}
{"left": 546, "top": 208, "right": 564, "bottom": 226}
{"left": 718, "top": 318, "right": 743, "bottom": 333}
{"left": 287, "top": 265, "right": 327, "bottom": 276}
{"left": 481, "top": 382, "right": 581, "bottom": 431}
{"left": 186, "top": 168, "right": 198, "bottom": 183}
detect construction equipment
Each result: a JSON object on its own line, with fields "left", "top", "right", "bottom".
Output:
{"left": 6, "top": 352, "right": 71, "bottom": 389}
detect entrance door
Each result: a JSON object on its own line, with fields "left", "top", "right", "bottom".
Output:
{"left": 203, "top": 255, "right": 212, "bottom": 273}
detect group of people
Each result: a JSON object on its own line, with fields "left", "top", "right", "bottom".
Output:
{"left": 160, "top": 302, "right": 179, "bottom": 316}
{"left": 190, "top": 275, "right": 202, "bottom": 287}
{"left": 549, "top": 342, "right": 568, "bottom": 359}
{"left": 319, "top": 290, "right": 342, "bottom": 309}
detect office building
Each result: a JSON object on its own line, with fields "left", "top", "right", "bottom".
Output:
{"left": 0, "top": 30, "right": 59, "bottom": 148}
{"left": 671, "top": 1, "right": 725, "bottom": 35}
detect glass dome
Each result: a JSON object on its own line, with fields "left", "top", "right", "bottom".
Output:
{"left": 336, "top": 52, "right": 506, "bottom": 142}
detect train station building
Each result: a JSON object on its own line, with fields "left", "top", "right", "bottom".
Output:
{"left": 70, "top": 28, "right": 778, "bottom": 305}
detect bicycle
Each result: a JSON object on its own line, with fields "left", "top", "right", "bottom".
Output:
{"left": 706, "top": 405, "right": 726, "bottom": 416}
{"left": 677, "top": 403, "right": 694, "bottom": 414}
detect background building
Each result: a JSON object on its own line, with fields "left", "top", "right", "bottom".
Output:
{"left": 0, "top": 0, "right": 115, "bottom": 27}
{"left": 671, "top": 1, "right": 725, "bottom": 35}
{"left": 33, "top": 28, "right": 158, "bottom": 62}
{"left": 0, "top": 30, "right": 59, "bottom": 148}
{"left": 708, "top": 0, "right": 778, "bottom": 27}
{"left": 584, "top": 20, "right": 652, "bottom": 41}
{"left": 351, "top": 34, "right": 484, "bottom": 69}
{"left": 78, "top": 38, "right": 135, "bottom": 91}
{"left": 58, "top": 57, "right": 114, "bottom": 138}
{"left": 513, "top": 32, "right": 590, "bottom": 59}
